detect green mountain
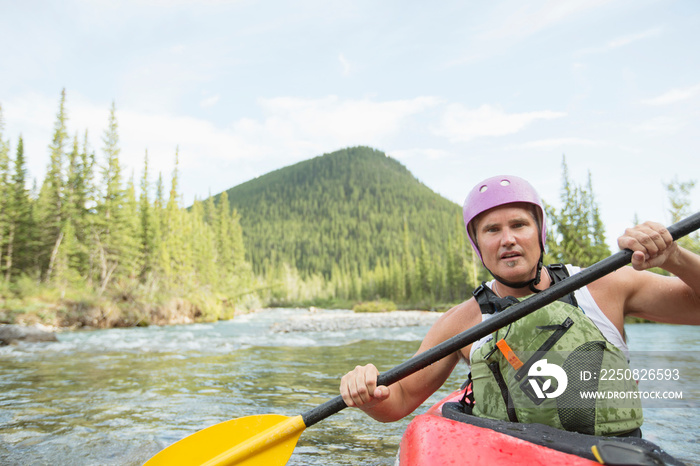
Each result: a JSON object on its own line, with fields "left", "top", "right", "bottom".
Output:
{"left": 217, "top": 146, "right": 474, "bottom": 303}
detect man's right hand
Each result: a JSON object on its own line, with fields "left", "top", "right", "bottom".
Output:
{"left": 340, "top": 363, "right": 391, "bottom": 409}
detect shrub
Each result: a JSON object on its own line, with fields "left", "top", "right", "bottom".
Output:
{"left": 353, "top": 300, "right": 397, "bottom": 313}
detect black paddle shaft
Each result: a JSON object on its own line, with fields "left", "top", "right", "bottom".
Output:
{"left": 302, "top": 212, "right": 700, "bottom": 428}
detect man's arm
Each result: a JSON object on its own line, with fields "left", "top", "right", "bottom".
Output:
{"left": 615, "top": 221, "right": 700, "bottom": 324}
{"left": 339, "top": 300, "right": 481, "bottom": 422}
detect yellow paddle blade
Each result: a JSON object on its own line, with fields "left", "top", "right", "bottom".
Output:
{"left": 145, "top": 414, "right": 307, "bottom": 466}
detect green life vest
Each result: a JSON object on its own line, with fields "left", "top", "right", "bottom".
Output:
{"left": 469, "top": 264, "right": 643, "bottom": 436}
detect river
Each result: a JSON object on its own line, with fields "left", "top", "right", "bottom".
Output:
{"left": 0, "top": 308, "right": 698, "bottom": 465}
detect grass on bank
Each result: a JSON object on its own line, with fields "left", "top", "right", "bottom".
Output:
{"left": 353, "top": 300, "right": 398, "bottom": 313}
{"left": 0, "top": 275, "right": 260, "bottom": 329}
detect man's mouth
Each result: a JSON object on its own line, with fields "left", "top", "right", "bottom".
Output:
{"left": 500, "top": 252, "right": 521, "bottom": 260}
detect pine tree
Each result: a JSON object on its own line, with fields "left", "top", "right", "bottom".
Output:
{"left": 203, "top": 191, "right": 217, "bottom": 225}
{"left": 96, "top": 101, "right": 130, "bottom": 291}
{"left": 57, "top": 135, "right": 82, "bottom": 282}
{"left": 0, "top": 105, "right": 10, "bottom": 278}
{"left": 62, "top": 133, "right": 97, "bottom": 279}
{"left": 139, "top": 151, "right": 155, "bottom": 279}
{"left": 5, "top": 136, "right": 34, "bottom": 280}
{"left": 229, "top": 208, "right": 246, "bottom": 270}
{"left": 444, "top": 233, "right": 457, "bottom": 301}
{"left": 160, "top": 148, "right": 192, "bottom": 282}
{"left": 555, "top": 156, "right": 585, "bottom": 264}
{"left": 387, "top": 253, "right": 401, "bottom": 301}
{"left": 586, "top": 172, "right": 610, "bottom": 263}
{"left": 665, "top": 177, "right": 699, "bottom": 252}
{"left": 123, "top": 173, "right": 141, "bottom": 278}
{"left": 445, "top": 213, "right": 474, "bottom": 299}
{"left": 216, "top": 191, "right": 233, "bottom": 275}
{"left": 78, "top": 131, "right": 98, "bottom": 285}
{"left": 190, "top": 198, "right": 217, "bottom": 287}
{"left": 53, "top": 212, "right": 77, "bottom": 288}
{"left": 666, "top": 177, "right": 696, "bottom": 223}
{"left": 417, "top": 238, "right": 432, "bottom": 300}
{"left": 37, "top": 89, "right": 69, "bottom": 281}
{"left": 151, "top": 172, "right": 165, "bottom": 276}
{"left": 401, "top": 219, "right": 413, "bottom": 301}
{"left": 547, "top": 156, "right": 610, "bottom": 266}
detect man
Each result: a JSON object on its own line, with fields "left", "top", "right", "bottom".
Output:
{"left": 340, "top": 175, "right": 700, "bottom": 435}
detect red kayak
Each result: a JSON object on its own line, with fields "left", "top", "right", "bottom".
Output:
{"left": 398, "top": 388, "right": 684, "bottom": 466}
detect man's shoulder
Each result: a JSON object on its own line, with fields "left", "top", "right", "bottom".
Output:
{"left": 583, "top": 264, "right": 640, "bottom": 310}
{"left": 448, "top": 296, "right": 481, "bottom": 315}
{"left": 564, "top": 262, "right": 633, "bottom": 290}
{"left": 433, "top": 298, "right": 482, "bottom": 333}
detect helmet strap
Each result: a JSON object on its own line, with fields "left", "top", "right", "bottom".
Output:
{"left": 528, "top": 254, "right": 544, "bottom": 294}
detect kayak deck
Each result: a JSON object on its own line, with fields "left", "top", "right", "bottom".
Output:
{"left": 398, "top": 389, "right": 685, "bottom": 466}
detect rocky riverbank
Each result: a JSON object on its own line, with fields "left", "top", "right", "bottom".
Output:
{"left": 0, "top": 295, "right": 239, "bottom": 330}
{"left": 0, "top": 324, "right": 59, "bottom": 345}
{"left": 0, "top": 308, "right": 444, "bottom": 345}
{"left": 271, "top": 310, "right": 442, "bottom": 333}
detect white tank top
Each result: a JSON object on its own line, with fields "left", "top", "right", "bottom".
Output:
{"left": 468, "top": 264, "right": 628, "bottom": 363}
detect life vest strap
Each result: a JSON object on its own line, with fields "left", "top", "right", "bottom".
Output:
{"left": 473, "top": 264, "right": 578, "bottom": 316}
{"left": 487, "top": 361, "right": 519, "bottom": 423}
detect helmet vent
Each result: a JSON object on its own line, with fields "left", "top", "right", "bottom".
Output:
{"left": 479, "top": 185, "right": 488, "bottom": 193}
{"left": 500, "top": 179, "right": 511, "bottom": 186}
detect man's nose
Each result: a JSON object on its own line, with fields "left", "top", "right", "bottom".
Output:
{"left": 500, "top": 228, "right": 516, "bottom": 245}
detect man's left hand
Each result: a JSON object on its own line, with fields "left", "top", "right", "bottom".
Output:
{"left": 617, "top": 221, "right": 678, "bottom": 271}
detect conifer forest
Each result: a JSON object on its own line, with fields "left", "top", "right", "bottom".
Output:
{"left": 0, "top": 91, "right": 697, "bottom": 328}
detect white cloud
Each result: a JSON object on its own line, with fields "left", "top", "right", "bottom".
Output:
{"left": 254, "top": 95, "right": 441, "bottom": 149}
{"left": 3, "top": 91, "right": 447, "bottom": 202}
{"left": 512, "top": 137, "right": 601, "bottom": 150}
{"left": 200, "top": 94, "right": 221, "bottom": 108}
{"left": 2, "top": 90, "right": 250, "bottom": 191}
{"left": 448, "top": 0, "right": 617, "bottom": 67}
{"left": 338, "top": 54, "right": 351, "bottom": 76}
{"left": 578, "top": 26, "right": 663, "bottom": 55}
{"left": 607, "top": 27, "right": 662, "bottom": 49}
{"left": 391, "top": 147, "right": 454, "bottom": 161}
{"left": 641, "top": 83, "right": 700, "bottom": 106}
{"left": 631, "top": 116, "right": 684, "bottom": 135}
{"left": 481, "top": 0, "right": 615, "bottom": 42}
{"left": 433, "top": 104, "right": 566, "bottom": 142}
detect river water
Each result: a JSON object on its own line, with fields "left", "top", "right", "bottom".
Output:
{"left": 0, "top": 308, "right": 698, "bottom": 465}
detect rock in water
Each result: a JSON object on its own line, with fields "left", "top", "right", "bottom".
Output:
{"left": 270, "top": 310, "right": 441, "bottom": 333}
{"left": 0, "top": 324, "right": 59, "bottom": 345}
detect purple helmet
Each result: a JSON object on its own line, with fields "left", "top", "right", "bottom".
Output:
{"left": 462, "top": 175, "right": 546, "bottom": 263}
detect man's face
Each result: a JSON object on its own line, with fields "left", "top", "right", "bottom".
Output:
{"left": 473, "top": 203, "right": 541, "bottom": 285}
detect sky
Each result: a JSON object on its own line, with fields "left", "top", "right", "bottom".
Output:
{"left": 1, "top": 0, "right": 699, "bottom": 249}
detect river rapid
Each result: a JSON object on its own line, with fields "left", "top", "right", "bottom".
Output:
{"left": 0, "top": 308, "right": 698, "bottom": 465}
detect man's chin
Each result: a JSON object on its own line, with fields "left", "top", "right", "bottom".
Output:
{"left": 494, "top": 265, "right": 532, "bottom": 282}
{"left": 499, "top": 258, "right": 527, "bottom": 271}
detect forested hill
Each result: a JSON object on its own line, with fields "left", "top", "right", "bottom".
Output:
{"left": 218, "top": 146, "right": 466, "bottom": 280}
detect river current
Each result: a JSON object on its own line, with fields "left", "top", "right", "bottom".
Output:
{"left": 0, "top": 308, "right": 698, "bottom": 465}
